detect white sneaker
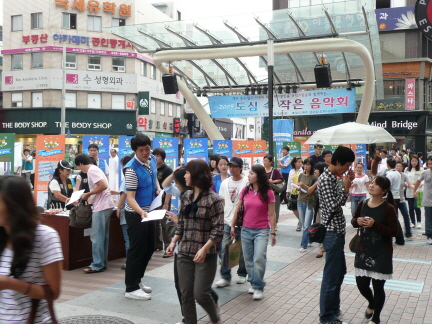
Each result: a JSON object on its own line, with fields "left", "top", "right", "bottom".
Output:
{"left": 236, "top": 276, "right": 247, "bottom": 284}
{"left": 248, "top": 286, "right": 254, "bottom": 294}
{"left": 411, "top": 223, "right": 416, "bottom": 228}
{"left": 139, "top": 282, "right": 152, "bottom": 293}
{"left": 215, "top": 278, "right": 231, "bottom": 287}
{"left": 427, "top": 238, "right": 432, "bottom": 245}
{"left": 253, "top": 289, "right": 263, "bottom": 300}
{"left": 125, "top": 289, "right": 151, "bottom": 300}
{"left": 417, "top": 223, "right": 422, "bottom": 229}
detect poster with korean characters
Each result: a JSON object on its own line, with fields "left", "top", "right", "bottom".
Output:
{"left": 34, "top": 135, "right": 65, "bottom": 209}
{"left": 82, "top": 135, "right": 110, "bottom": 174}
{"left": 184, "top": 138, "right": 208, "bottom": 164}
{"left": 233, "top": 141, "right": 254, "bottom": 171}
{"left": 152, "top": 138, "right": 179, "bottom": 171}
{"left": 213, "top": 140, "right": 233, "bottom": 159}
{"left": 117, "top": 136, "right": 134, "bottom": 188}
{"left": 355, "top": 144, "right": 367, "bottom": 171}
{"left": 0, "top": 133, "right": 15, "bottom": 176}
{"left": 252, "top": 140, "right": 267, "bottom": 166}
{"left": 300, "top": 142, "right": 309, "bottom": 160}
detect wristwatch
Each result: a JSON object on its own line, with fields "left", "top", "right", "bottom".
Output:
{"left": 271, "top": 233, "right": 276, "bottom": 236}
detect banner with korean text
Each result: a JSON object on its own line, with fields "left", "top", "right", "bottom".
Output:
{"left": 300, "top": 142, "right": 309, "bottom": 159}
{"left": 117, "top": 136, "right": 133, "bottom": 187}
{"left": 405, "top": 79, "right": 415, "bottom": 110}
{"left": 355, "top": 144, "right": 367, "bottom": 171}
{"left": 273, "top": 119, "right": 294, "bottom": 167}
{"left": 214, "top": 140, "right": 233, "bottom": 159}
{"left": 252, "top": 140, "right": 267, "bottom": 165}
{"left": 82, "top": 135, "right": 110, "bottom": 174}
{"left": 0, "top": 133, "right": 15, "bottom": 176}
{"left": 208, "top": 89, "right": 356, "bottom": 118}
{"left": 184, "top": 138, "right": 208, "bottom": 164}
{"left": 34, "top": 135, "right": 65, "bottom": 208}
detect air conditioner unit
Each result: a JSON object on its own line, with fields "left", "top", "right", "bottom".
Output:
{"left": 66, "top": 62, "right": 76, "bottom": 69}
{"left": 113, "top": 66, "right": 125, "bottom": 72}
{"left": 88, "top": 64, "right": 101, "bottom": 70}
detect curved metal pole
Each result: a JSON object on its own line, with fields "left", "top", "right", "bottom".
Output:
{"left": 153, "top": 38, "right": 374, "bottom": 135}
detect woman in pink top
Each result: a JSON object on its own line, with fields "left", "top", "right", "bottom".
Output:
{"left": 231, "top": 164, "right": 276, "bottom": 301}
{"left": 350, "top": 163, "right": 370, "bottom": 216}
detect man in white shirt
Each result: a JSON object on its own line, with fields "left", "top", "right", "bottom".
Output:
{"left": 109, "top": 149, "right": 119, "bottom": 191}
{"left": 378, "top": 149, "right": 388, "bottom": 175}
{"left": 215, "top": 157, "right": 248, "bottom": 288}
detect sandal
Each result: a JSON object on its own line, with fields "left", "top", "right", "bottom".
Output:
{"left": 83, "top": 267, "right": 104, "bottom": 274}
{"left": 365, "top": 308, "right": 374, "bottom": 319}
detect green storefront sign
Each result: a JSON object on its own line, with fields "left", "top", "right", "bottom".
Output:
{"left": 0, "top": 133, "right": 15, "bottom": 175}
{"left": 138, "top": 92, "right": 150, "bottom": 115}
{"left": 0, "top": 108, "right": 137, "bottom": 135}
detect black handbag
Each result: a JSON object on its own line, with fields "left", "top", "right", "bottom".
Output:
{"left": 69, "top": 198, "right": 92, "bottom": 228}
{"left": 349, "top": 199, "right": 368, "bottom": 253}
{"left": 307, "top": 212, "right": 337, "bottom": 243}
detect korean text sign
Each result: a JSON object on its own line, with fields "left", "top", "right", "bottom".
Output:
{"left": 184, "top": 138, "right": 208, "bottom": 164}
{"left": 213, "top": 140, "right": 233, "bottom": 159}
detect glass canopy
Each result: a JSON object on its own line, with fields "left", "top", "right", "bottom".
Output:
{"left": 106, "top": 0, "right": 383, "bottom": 99}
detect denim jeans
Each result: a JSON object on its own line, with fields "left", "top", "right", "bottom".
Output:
{"left": 319, "top": 231, "right": 346, "bottom": 323}
{"left": 90, "top": 208, "right": 113, "bottom": 270}
{"left": 425, "top": 207, "right": 432, "bottom": 239}
{"left": 407, "top": 197, "right": 421, "bottom": 224}
{"left": 220, "top": 224, "right": 247, "bottom": 281}
{"left": 351, "top": 195, "right": 366, "bottom": 216}
{"left": 241, "top": 227, "right": 269, "bottom": 290}
{"left": 121, "top": 224, "right": 129, "bottom": 255}
{"left": 298, "top": 201, "right": 314, "bottom": 249}
{"left": 398, "top": 201, "right": 412, "bottom": 238}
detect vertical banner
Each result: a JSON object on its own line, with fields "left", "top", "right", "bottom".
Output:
{"left": 233, "top": 140, "right": 254, "bottom": 171}
{"left": 0, "top": 133, "right": 15, "bottom": 175}
{"left": 153, "top": 137, "right": 179, "bottom": 170}
{"left": 117, "top": 136, "right": 134, "bottom": 187}
{"left": 184, "top": 138, "right": 208, "bottom": 164}
{"left": 252, "top": 140, "right": 267, "bottom": 165}
{"left": 213, "top": 140, "right": 233, "bottom": 159}
{"left": 405, "top": 78, "right": 415, "bottom": 111}
{"left": 34, "top": 135, "right": 65, "bottom": 208}
{"left": 273, "top": 119, "right": 294, "bottom": 167}
{"left": 82, "top": 135, "right": 110, "bottom": 174}
{"left": 65, "top": 143, "right": 78, "bottom": 167}
{"left": 300, "top": 142, "right": 309, "bottom": 159}
{"left": 355, "top": 144, "right": 367, "bottom": 171}
{"left": 138, "top": 91, "right": 150, "bottom": 115}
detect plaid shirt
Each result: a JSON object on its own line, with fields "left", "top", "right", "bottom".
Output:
{"left": 175, "top": 190, "right": 224, "bottom": 256}
{"left": 318, "top": 169, "right": 349, "bottom": 235}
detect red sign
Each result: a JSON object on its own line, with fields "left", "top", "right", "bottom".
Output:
{"left": 138, "top": 117, "right": 147, "bottom": 130}
{"left": 173, "top": 118, "right": 181, "bottom": 134}
{"left": 405, "top": 78, "right": 415, "bottom": 110}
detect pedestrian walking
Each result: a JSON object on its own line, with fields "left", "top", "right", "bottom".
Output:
{"left": 231, "top": 164, "right": 276, "bottom": 300}
{"left": 286, "top": 157, "right": 303, "bottom": 231}
{"left": 21, "top": 148, "right": 33, "bottom": 188}
{"left": 211, "top": 155, "right": 231, "bottom": 194}
{"left": 404, "top": 155, "right": 423, "bottom": 228}
{"left": 396, "top": 162, "right": 414, "bottom": 240}
{"left": 413, "top": 155, "right": 432, "bottom": 244}
{"left": 209, "top": 154, "right": 220, "bottom": 176}
{"left": 277, "top": 146, "right": 292, "bottom": 204}
{"left": 350, "top": 163, "right": 369, "bottom": 216}
{"left": 263, "top": 155, "right": 284, "bottom": 223}
{"left": 351, "top": 176, "right": 398, "bottom": 324}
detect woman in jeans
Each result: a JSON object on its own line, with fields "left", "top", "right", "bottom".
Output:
{"left": 350, "top": 163, "right": 370, "bottom": 216}
{"left": 286, "top": 157, "right": 303, "bottom": 231}
{"left": 263, "top": 155, "right": 284, "bottom": 223}
{"left": 166, "top": 159, "right": 224, "bottom": 324}
{"left": 295, "top": 158, "right": 316, "bottom": 252}
{"left": 231, "top": 164, "right": 276, "bottom": 300}
{"left": 404, "top": 155, "right": 423, "bottom": 228}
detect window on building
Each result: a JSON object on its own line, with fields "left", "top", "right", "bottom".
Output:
{"left": 32, "top": 92, "right": 43, "bottom": 107}
{"left": 168, "top": 104, "right": 173, "bottom": 117}
{"left": 11, "top": 54, "right": 23, "bottom": 70}
{"left": 11, "top": 93, "right": 23, "bottom": 107}
{"left": 112, "top": 94, "right": 125, "bottom": 109}
{"left": 66, "top": 53, "right": 77, "bottom": 69}
{"left": 150, "top": 64, "right": 156, "bottom": 80}
{"left": 87, "top": 16, "right": 102, "bottom": 32}
{"left": 88, "top": 93, "right": 102, "bottom": 108}
{"left": 88, "top": 55, "right": 101, "bottom": 70}
{"left": 31, "top": 52, "right": 43, "bottom": 69}
{"left": 160, "top": 102, "right": 165, "bottom": 115}
{"left": 66, "top": 92, "right": 77, "bottom": 108}
{"left": 31, "top": 13, "right": 43, "bottom": 29}
{"left": 62, "top": 13, "right": 77, "bottom": 29}
{"left": 112, "top": 18, "right": 126, "bottom": 26}
{"left": 11, "top": 15, "right": 23, "bottom": 31}
{"left": 112, "top": 57, "right": 125, "bottom": 72}
{"left": 140, "top": 61, "right": 147, "bottom": 77}
{"left": 150, "top": 100, "right": 156, "bottom": 114}
{"left": 176, "top": 105, "right": 181, "bottom": 117}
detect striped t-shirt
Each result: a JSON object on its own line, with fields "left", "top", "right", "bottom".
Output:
{"left": 0, "top": 224, "right": 63, "bottom": 323}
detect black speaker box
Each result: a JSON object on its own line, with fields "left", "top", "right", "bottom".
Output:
{"left": 314, "top": 64, "right": 332, "bottom": 88}
{"left": 162, "top": 74, "right": 179, "bottom": 94}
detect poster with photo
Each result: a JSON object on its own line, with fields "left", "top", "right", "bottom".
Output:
{"left": 82, "top": 135, "right": 110, "bottom": 174}
{"left": 153, "top": 137, "right": 179, "bottom": 169}
{"left": 117, "top": 136, "right": 134, "bottom": 186}
{"left": 65, "top": 144, "right": 78, "bottom": 167}
{"left": 213, "top": 140, "right": 233, "bottom": 159}
{"left": 184, "top": 138, "right": 208, "bottom": 164}
{"left": 0, "top": 133, "right": 15, "bottom": 175}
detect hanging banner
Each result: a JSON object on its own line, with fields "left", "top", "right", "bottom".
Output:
{"left": 208, "top": 89, "right": 357, "bottom": 118}
{"left": 273, "top": 119, "right": 294, "bottom": 167}
{"left": 34, "top": 135, "right": 65, "bottom": 208}
{"left": 355, "top": 144, "right": 367, "bottom": 171}
{"left": 138, "top": 91, "right": 150, "bottom": 115}
{"left": 184, "top": 138, "right": 208, "bottom": 164}
{"left": 0, "top": 133, "right": 15, "bottom": 175}
{"left": 213, "top": 140, "right": 233, "bottom": 159}
{"left": 82, "top": 135, "right": 110, "bottom": 174}
{"left": 117, "top": 136, "right": 134, "bottom": 187}
{"left": 152, "top": 137, "right": 179, "bottom": 170}
{"left": 405, "top": 78, "right": 416, "bottom": 110}
{"left": 233, "top": 140, "right": 254, "bottom": 171}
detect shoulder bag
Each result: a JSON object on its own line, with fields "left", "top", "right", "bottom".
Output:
{"left": 27, "top": 285, "right": 58, "bottom": 324}
{"left": 270, "top": 169, "right": 286, "bottom": 194}
{"left": 69, "top": 198, "right": 92, "bottom": 228}
{"left": 235, "top": 187, "right": 246, "bottom": 228}
{"left": 349, "top": 198, "right": 369, "bottom": 253}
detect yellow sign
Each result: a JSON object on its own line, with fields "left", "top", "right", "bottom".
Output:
{"left": 55, "top": 0, "right": 132, "bottom": 17}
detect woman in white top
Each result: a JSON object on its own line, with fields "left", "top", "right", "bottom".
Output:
{"left": 404, "top": 155, "right": 424, "bottom": 228}
{"left": 350, "top": 163, "right": 370, "bottom": 216}
{"left": 0, "top": 175, "right": 63, "bottom": 324}
{"left": 286, "top": 157, "right": 303, "bottom": 231}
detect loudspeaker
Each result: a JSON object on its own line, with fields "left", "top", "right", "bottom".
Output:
{"left": 162, "top": 74, "right": 179, "bottom": 94}
{"left": 314, "top": 64, "right": 332, "bottom": 88}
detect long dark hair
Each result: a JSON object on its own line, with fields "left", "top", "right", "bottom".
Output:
{"left": 0, "top": 176, "right": 39, "bottom": 278}
{"left": 374, "top": 175, "right": 395, "bottom": 208}
{"left": 290, "top": 156, "right": 302, "bottom": 170}
{"left": 209, "top": 154, "right": 220, "bottom": 173}
{"left": 408, "top": 155, "right": 420, "bottom": 172}
{"left": 215, "top": 155, "right": 229, "bottom": 173}
{"left": 244, "top": 164, "right": 271, "bottom": 202}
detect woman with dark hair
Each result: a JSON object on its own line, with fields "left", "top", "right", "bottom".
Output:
{"left": 0, "top": 175, "right": 63, "bottom": 323}
{"left": 74, "top": 155, "right": 97, "bottom": 193}
{"left": 404, "top": 155, "right": 423, "bottom": 228}
{"left": 211, "top": 155, "right": 231, "bottom": 194}
{"left": 350, "top": 163, "right": 370, "bottom": 217}
{"left": 47, "top": 160, "right": 74, "bottom": 209}
{"left": 286, "top": 157, "right": 303, "bottom": 231}
{"left": 166, "top": 159, "right": 224, "bottom": 324}
{"left": 231, "top": 164, "right": 276, "bottom": 301}
{"left": 370, "top": 154, "right": 382, "bottom": 177}
{"left": 209, "top": 154, "right": 220, "bottom": 176}
{"left": 295, "top": 157, "right": 316, "bottom": 252}
{"left": 263, "top": 155, "right": 284, "bottom": 223}
{"left": 351, "top": 176, "right": 398, "bottom": 324}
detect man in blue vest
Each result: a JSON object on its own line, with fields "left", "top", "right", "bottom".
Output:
{"left": 21, "top": 148, "right": 33, "bottom": 188}
{"left": 277, "top": 146, "right": 292, "bottom": 204}
{"left": 124, "top": 133, "right": 161, "bottom": 300}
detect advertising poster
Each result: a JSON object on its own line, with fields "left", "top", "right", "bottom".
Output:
{"left": 273, "top": 119, "right": 294, "bottom": 167}
{"left": 82, "top": 135, "right": 110, "bottom": 174}
{"left": 34, "top": 135, "right": 65, "bottom": 208}
{"left": 0, "top": 133, "right": 15, "bottom": 176}
{"left": 153, "top": 137, "right": 179, "bottom": 170}
{"left": 355, "top": 144, "right": 367, "bottom": 171}
{"left": 233, "top": 141, "right": 254, "bottom": 171}
{"left": 283, "top": 142, "right": 301, "bottom": 156}
{"left": 117, "top": 136, "right": 134, "bottom": 187}
{"left": 184, "top": 138, "right": 208, "bottom": 164}
{"left": 65, "top": 144, "right": 79, "bottom": 167}
{"left": 300, "top": 142, "right": 309, "bottom": 160}
{"left": 213, "top": 140, "right": 233, "bottom": 159}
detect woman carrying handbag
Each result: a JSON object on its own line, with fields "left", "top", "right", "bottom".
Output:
{"left": 0, "top": 175, "right": 63, "bottom": 324}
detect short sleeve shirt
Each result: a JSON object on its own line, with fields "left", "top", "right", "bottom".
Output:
{"left": 240, "top": 188, "right": 275, "bottom": 229}
{"left": 87, "top": 165, "right": 114, "bottom": 212}
{"left": 419, "top": 169, "right": 432, "bottom": 207}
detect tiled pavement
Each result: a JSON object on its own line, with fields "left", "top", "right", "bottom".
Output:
{"left": 55, "top": 204, "right": 432, "bottom": 324}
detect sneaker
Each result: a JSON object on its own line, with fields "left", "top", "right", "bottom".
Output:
{"left": 406, "top": 237, "right": 414, "bottom": 241}
{"left": 236, "top": 276, "right": 247, "bottom": 284}
{"left": 417, "top": 223, "right": 422, "bottom": 229}
{"left": 296, "top": 221, "right": 301, "bottom": 232}
{"left": 215, "top": 278, "right": 231, "bottom": 288}
{"left": 139, "top": 282, "right": 152, "bottom": 293}
{"left": 253, "top": 289, "right": 263, "bottom": 300}
{"left": 125, "top": 289, "right": 151, "bottom": 300}
{"left": 427, "top": 238, "right": 432, "bottom": 245}
{"left": 248, "top": 286, "right": 254, "bottom": 294}
{"left": 411, "top": 223, "right": 416, "bottom": 228}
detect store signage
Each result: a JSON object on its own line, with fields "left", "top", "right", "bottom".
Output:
{"left": 22, "top": 34, "right": 134, "bottom": 49}
{"left": 55, "top": 0, "right": 132, "bottom": 17}
{"left": 415, "top": 0, "right": 432, "bottom": 40}
{"left": 376, "top": 6, "right": 417, "bottom": 31}
{"left": 137, "top": 117, "right": 148, "bottom": 130}
{"left": 214, "top": 119, "right": 233, "bottom": 139}
{"left": 294, "top": 128, "right": 316, "bottom": 136}
{"left": 382, "top": 71, "right": 414, "bottom": 76}
{"left": 405, "top": 78, "right": 416, "bottom": 110}
{"left": 369, "top": 120, "right": 418, "bottom": 130}
{"left": 138, "top": 92, "right": 150, "bottom": 115}
{"left": 173, "top": 118, "right": 181, "bottom": 134}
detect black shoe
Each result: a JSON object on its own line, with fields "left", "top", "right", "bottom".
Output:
{"left": 163, "top": 252, "right": 171, "bottom": 258}
{"left": 395, "top": 241, "right": 405, "bottom": 246}
{"left": 365, "top": 308, "right": 373, "bottom": 319}
{"left": 121, "top": 264, "right": 126, "bottom": 270}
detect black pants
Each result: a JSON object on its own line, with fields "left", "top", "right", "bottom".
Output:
{"left": 281, "top": 173, "right": 289, "bottom": 203}
{"left": 356, "top": 276, "right": 386, "bottom": 324}
{"left": 155, "top": 216, "right": 172, "bottom": 250}
{"left": 125, "top": 211, "right": 155, "bottom": 293}
{"left": 394, "top": 199, "right": 405, "bottom": 244}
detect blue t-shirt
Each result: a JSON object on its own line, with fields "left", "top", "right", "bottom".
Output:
{"left": 281, "top": 155, "right": 292, "bottom": 174}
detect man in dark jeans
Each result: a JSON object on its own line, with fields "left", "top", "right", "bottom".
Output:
{"left": 124, "top": 134, "right": 161, "bottom": 300}
{"left": 318, "top": 146, "right": 355, "bottom": 324}
{"left": 277, "top": 146, "right": 292, "bottom": 204}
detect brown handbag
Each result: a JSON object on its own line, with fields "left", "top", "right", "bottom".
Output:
{"left": 27, "top": 285, "right": 58, "bottom": 324}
